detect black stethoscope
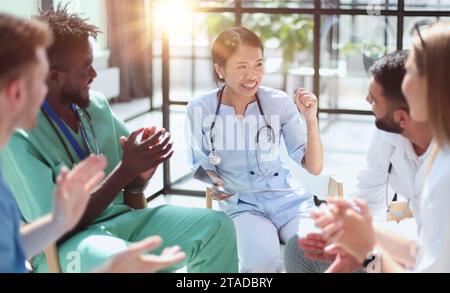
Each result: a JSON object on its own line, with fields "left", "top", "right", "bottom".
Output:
{"left": 208, "top": 86, "right": 279, "bottom": 178}
{"left": 41, "top": 101, "right": 100, "bottom": 166}
{"left": 386, "top": 162, "right": 411, "bottom": 218}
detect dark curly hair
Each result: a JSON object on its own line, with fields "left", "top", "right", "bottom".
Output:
{"left": 369, "top": 50, "right": 409, "bottom": 109}
{"left": 34, "top": 2, "right": 101, "bottom": 69}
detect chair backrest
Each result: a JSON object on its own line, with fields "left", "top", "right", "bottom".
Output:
{"left": 327, "top": 176, "right": 344, "bottom": 198}
{"left": 206, "top": 188, "right": 213, "bottom": 209}
{"left": 386, "top": 202, "right": 414, "bottom": 223}
{"left": 44, "top": 192, "right": 148, "bottom": 273}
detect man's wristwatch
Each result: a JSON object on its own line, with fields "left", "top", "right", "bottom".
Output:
{"left": 363, "top": 249, "right": 381, "bottom": 273}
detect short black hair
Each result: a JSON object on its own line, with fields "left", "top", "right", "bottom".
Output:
{"left": 34, "top": 3, "right": 101, "bottom": 69}
{"left": 369, "top": 50, "right": 409, "bottom": 109}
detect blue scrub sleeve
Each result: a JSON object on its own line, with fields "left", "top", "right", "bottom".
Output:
{"left": 281, "top": 96, "right": 307, "bottom": 165}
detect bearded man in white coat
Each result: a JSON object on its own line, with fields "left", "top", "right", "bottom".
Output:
{"left": 284, "top": 50, "right": 433, "bottom": 273}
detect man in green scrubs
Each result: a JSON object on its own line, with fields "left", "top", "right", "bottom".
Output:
{"left": 0, "top": 6, "right": 238, "bottom": 273}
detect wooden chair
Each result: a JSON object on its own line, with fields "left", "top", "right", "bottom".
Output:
{"left": 386, "top": 202, "right": 414, "bottom": 223}
{"left": 205, "top": 176, "right": 343, "bottom": 209}
{"left": 44, "top": 192, "right": 147, "bottom": 273}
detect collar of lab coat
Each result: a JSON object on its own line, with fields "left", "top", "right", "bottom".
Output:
{"left": 379, "top": 130, "right": 422, "bottom": 165}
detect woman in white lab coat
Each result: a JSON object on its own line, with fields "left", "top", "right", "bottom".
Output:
{"left": 314, "top": 21, "right": 450, "bottom": 273}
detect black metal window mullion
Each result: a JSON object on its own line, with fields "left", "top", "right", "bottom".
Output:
{"left": 162, "top": 24, "right": 171, "bottom": 194}
{"left": 313, "top": 0, "right": 321, "bottom": 104}
{"left": 236, "top": 0, "right": 242, "bottom": 26}
{"left": 41, "top": 0, "right": 53, "bottom": 11}
{"left": 191, "top": 12, "right": 196, "bottom": 101}
{"left": 397, "top": 0, "right": 405, "bottom": 51}
{"left": 149, "top": 0, "right": 155, "bottom": 111}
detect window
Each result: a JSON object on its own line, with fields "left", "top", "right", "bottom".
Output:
{"left": 149, "top": 0, "right": 450, "bottom": 196}
{"left": 54, "top": 0, "right": 108, "bottom": 54}
{"left": 319, "top": 15, "right": 397, "bottom": 111}
{"left": 0, "top": 0, "right": 40, "bottom": 17}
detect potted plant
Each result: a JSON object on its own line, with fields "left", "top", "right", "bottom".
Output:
{"left": 341, "top": 42, "right": 387, "bottom": 75}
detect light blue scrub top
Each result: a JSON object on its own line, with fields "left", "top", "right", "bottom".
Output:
{"left": 186, "top": 86, "right": 314, "bottom": 229}
{"left": 0, "top": 159, "right": 26, "bottom": 273}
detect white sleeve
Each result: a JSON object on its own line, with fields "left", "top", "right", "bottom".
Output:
{"left": 414, "top": 178, "right": 450, "bottom": 273}
{"left": 348, "top": 132, "right": 391, "bottom": 221}
{"left": 374, "top": 218, "right": 418, "bottom": 241}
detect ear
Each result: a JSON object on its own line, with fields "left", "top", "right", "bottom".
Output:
{"left": 3, "top": 79, "right": 25, "bottom": 113}
{"left": 393, "top": 108, "right": 410, "bottom": 129}
{"left": 213, "top": 63, "right": 224, "bottom": 81}
{"left": 48, "top": 69, "right": 64, "bottom": 87}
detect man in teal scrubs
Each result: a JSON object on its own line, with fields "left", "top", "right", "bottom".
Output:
{"left": 0, "top": 6, "right": 238, "bottom": 273}
{"left": 0, "top": 12, "right": 187, "bottom": 273}
{"left": 0, "top": 12, "right": 106, "bottom": 273}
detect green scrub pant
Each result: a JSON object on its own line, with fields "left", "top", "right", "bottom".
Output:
{"left": 34, "top": 205, "right": 238, "bottom": 273}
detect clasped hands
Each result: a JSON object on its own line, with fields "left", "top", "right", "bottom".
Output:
{"left": 299, "top": 198, "right": 376, "bottom": 273}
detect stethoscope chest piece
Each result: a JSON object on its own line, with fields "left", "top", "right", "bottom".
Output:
{"left": 208, "top": 86, "right": 276, "bottom": 172}
{"left": 209, "top": 150, "right": 222, "bottom": 165}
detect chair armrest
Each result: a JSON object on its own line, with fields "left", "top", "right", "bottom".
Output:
{"left": 44, "top": 244, "right": 62, "bottom": 273}
{"left": 206, "top": 188, "right": 213, "bottom": 209}
{"left": 328, "top": 177, "right": 344, "bottom": 198}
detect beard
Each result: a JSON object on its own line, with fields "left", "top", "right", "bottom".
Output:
{"left": 375, "top": 114, "right": 403, "bottom": 134}
{"left": 61, "top": 84, "right": 91, "bottom": 109}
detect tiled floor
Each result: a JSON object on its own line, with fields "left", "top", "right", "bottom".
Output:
{"left": 110, "top": 98, "right": 376, "bottom": 208}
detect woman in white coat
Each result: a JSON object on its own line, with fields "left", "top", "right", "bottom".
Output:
{"left": 314, "top": 21, "right": 450, "bottom": 273}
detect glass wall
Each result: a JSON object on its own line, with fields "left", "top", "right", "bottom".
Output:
{"left": 242, "top": 13, "right": 314, "bottom": 95}
{"left": 150, "top": 0, "right": 450, "bottom": 195}
{"left": 319, "top": 15, "right": 397, "bottom": 111}
{"left": 321, "top": 0, "right": 398, "bottom": 10}
{"left": 242, "top": 0, "right": 314, "bottom": 8}
{"left": 54, "top": 0, "right": 108, "bottom": 53}
{"left": 405, "top": 0, "right": 450, "bottom": 11}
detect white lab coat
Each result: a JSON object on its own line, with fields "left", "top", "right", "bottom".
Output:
{"left": 348, "top": 129, "right": 433, "bottom": 239}
{"left": 414, "top": 145, "right": 450, "bottom": 272}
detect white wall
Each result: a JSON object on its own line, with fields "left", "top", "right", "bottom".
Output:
{"left": 0, "top": 0, "right": 40, "bottom": 17}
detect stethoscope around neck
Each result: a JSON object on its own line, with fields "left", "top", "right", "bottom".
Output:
{"left": 41, "top": 102, "right": 100, "bottom": 166}
{"left": 386, "top": 162, "right": 411, "bottom": 218}
{"left": 208, "top": 86, "right": 279, "bottom": 178}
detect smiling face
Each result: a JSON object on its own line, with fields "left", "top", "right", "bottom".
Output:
{"left": 51, "top": 38, "right": 97, "bottom": 108}
{"left": 214, "top": 45, "right": 264, "bottom": 100}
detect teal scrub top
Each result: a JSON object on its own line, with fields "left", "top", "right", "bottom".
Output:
{"left": 0, "top": 91, "right": 132, "bottom": 224}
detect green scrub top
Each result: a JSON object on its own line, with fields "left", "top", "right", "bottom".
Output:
{"left": 0, "top": 91, "right": 132, "bottom": 224}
